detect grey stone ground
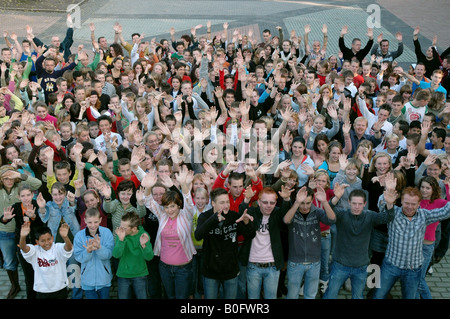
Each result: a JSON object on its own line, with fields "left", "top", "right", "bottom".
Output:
{"left": 0, "top": 0, "right": 449, "bottom": 301}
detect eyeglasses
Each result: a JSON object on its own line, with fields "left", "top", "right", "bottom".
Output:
{"left": 260, "top": 201, "right": 276, "bottom": 205}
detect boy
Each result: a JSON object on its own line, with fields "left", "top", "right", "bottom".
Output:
{"left": 73, "top": 208, "right": 115, "bottom": 299}
{"left": 88, "top": 121, "right": 100, "bottom": 139}
{"left": 43, "top": 147, "right": 79, "bottom": 193}
{"left": 19, "top": 223, "right": 73, "bottom": 299}
{"left": 113, "top": 211, "right": 154, "bottom": 299}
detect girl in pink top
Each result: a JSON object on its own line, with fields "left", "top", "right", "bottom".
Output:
{"left": 143, "top": 166, "right": 196, "bottom": 299}
{"left": 417, "top": 176, "right": 448, "bottom": 299}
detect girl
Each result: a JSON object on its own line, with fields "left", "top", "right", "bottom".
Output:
{"left": 74, "top": 178, "right": 108, "bottom": 230}
{"left": 0, "top": 166, "right": 41, "bottom": 299}
{"left": 143, "top": 166, "right": 196, "bottom": 299}
{"left": 1, "top": 183, "right": 42, "bottom": 299}
{"left": 100, "top": 180, "right": 147, "bottom": 240}
{"left": 317, "top": 140, "right": 345, "bottom": 186}
{"left": 282, "top": 136, "right": 315, "bottom": 187}
{"left": 416, "top": 176, "right": 448, "bottom": 299}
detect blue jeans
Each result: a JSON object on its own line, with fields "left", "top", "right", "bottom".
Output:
{"left": 84, "top": 287, "right": 110, "bottom": 299}
{"left": 330, "top": 224, "right": 337, "bottom": 258}
{"left": 191, "top": 251, "right": 204, "bottom": 298}
{"left": 66, "top": 254, "right": 83, "bottom": 299}
{"left": 286, "top": 260, "right": 320, "bottom": 299}
{"left": 159, "top": 260, "right": 193, "bottom": 299}
{"left": 246, "top": 262, "right": 280, "bottom": 299}
{"left": 204, "top": 276, "right": 238, "bottom": 299}
{"left": 0, "top": 231, "right": 18, "bottom": 271}
{"left": 416, "top": 242, "right": 434, "bottom": 299}
{"left": 117, "top": 276, "right": 148, "bottom": 299}
{"left": 323, "top": 261, "right": 367, "bottom": 299}
{"left": 320, "top": 232, "right": 331, "bottom": 282}
{"left": 373, "top": 259, "right": 421, "bottom": 299}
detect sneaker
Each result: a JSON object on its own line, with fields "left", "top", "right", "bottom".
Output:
{"left": 344, "top": 278, "right": 352, "bottom": 292}
{"left": 428, "top": 266, "right": 433, "bottom": 275}
{"left": 318, "top": 280, "right": 328, "bottom": 298}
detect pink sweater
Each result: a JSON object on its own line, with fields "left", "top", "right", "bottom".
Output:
{"left": 421, "top": 198, "right": 448, "bottom": 241}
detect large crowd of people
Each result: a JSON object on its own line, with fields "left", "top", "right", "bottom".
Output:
{"left": 0, "top": 12, "right": 449, "bottom": 300}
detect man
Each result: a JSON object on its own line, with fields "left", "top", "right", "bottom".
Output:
{"left": 35, "top": 47, "right": 77, "bottom": 103}
{"left": 194, "top": 188, "right": 256, "bottom": 299}
{"left": 31, "top": 14, "right": 75, "bottom": 62}
{"left": 346, "top": 117, "right": 382, "bottom": 157}
{"left": 258, "top": 29, "right": 272, "bottom": 48}
{"left": 373, "top": 187, "right": 450, "bottom": 299}
{"left": 238, "top": 186, "right": 292, "bottom": 299}
{"left": 338, "top": 25, "right": 374, "bottom": 64}
{"left": 212, "top": 162, "right": 263, "bottom": 213}
{"left": 413, "top": 26, "right": 441, "bottom": 79}
{"left": 283, "top": 186, "right": 336, "bottom": 299}
{"left": 370, "top": 32, "right": 404, "bottom": 63}
{"left": 323, "top": 188, "right": 396, "bottom": 299}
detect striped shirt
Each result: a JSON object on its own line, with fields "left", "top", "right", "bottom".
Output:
{"left": 384, "top": 203, "right": 450, "bottom": 269}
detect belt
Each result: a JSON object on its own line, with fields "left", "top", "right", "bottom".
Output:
{"left": 252, "top": 262, "right": 276, "bottom": 268}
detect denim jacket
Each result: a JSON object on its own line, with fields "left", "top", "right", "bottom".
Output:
{"left": 39, "top": 198, "right": 80, "bottom": 238}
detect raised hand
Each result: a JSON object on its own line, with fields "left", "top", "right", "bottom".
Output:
{"left": 236, "top": 209, "right": 253, "bottom": 225}
{"left": 3, "top": 206, "right": 15, "bottom": 221}
{"left": 383, "top": 188, "right": 398, "bottom": 207}
{"left": 333, "top": 182, "right": 349, "bottom": 199}
{"left": 36, "top": 193, "right": 46, "bottom": 209}
{"left": 141, "top": 170, "right": 158, "bottom": 189}
{"left": 59, "top": 223, "right": 70, "bottom": 239}
{"left": 243, "top": 185, "right": 256, "bottom": 201}
{"left": 278, "top": 184, "right": 294, "bottom": 200}
{"left": 295, "top": 186, "right": 308, "bottom": 204}
{"left": 140, "top": 232, "right": 150, "bottom": 248}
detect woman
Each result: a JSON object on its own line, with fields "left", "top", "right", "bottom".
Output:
{"left": 317, "top": 140, "right": 347, "bottom": 186}
{"left": 0, "top": 165, "right": 42, "bottom": 299}
{"left": 143, "top": 166, "right": 196, "bottom": 299}
{"left": 281, "top": 136, "right": 314, "bottom": 187}
{"left": 417, "top": 176, "right": 448, "bottom": 299}
{"left": 108, "top": 57, "right": 123, "bottom": 85}
{"left": 106, "top": 43, "right": 123, "bottom": 65}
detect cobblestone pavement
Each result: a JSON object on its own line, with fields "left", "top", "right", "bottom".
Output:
{"left": 0, "top": 0, "right": 449, "bottom": 301}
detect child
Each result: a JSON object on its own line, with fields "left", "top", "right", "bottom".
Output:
{"left": 19, "top": 223, "right": 73, "bottom": 299}
{"left": 100, "top": 180, "right": 147, "bottom": 240}
{"left": 112, "top": 211, "right": 154, "bottom": 299}
{"left": 43, "top": 146, "right": 82, "bottom": 193}
{"left": 37, "top": 182, "right": 82, "bottom": 298}
{"left": 59, "top": 121, "right": 74, "bottom": 150}
{"left": 73, "top": 208, "right": 115, "bottom": 299}
{"left": 88, "top": 121, "right": 100, "bottom": 139}
{"left": 0, "top": 184, "right": 42, "bottom": 299}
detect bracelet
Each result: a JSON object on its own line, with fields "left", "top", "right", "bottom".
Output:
{"left": 104, "top": 197, "right": 111, "bottom": 201}
{"left": 374, "top": 131, "right": 380, "bottom": 134}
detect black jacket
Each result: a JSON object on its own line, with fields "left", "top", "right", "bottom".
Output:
{"left": 195, "top": 208, "right": 255, "bottom": 281}
{"left": 238, "top": 199, "right": 290, "bottom": 270}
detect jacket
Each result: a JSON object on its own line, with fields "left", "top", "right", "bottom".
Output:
{"left": 39, "top": 198, "right": 80, "bottom": 239}
{"left": 112, "top": 226, "right": 154, "bottom": 278}
{"left": 73, "top": 226, "right": 114, "bottom": 290}
{"left": 195, "top": 208, "right": 256, "bottom": 281}
{"left": 238, "top": 199, "right": 291, "bottom": 270}
{"left": 287, "top": 205, "right": 335, "bottom": 263}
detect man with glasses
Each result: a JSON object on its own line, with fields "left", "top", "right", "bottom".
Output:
{"left": 238, "top": 186, "right": 292, "bottom": 299}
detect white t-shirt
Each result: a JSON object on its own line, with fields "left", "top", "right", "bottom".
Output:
{"left": 21, "top": 243, "right": 73, "bottom": 293}
{"left": 249, "top": 215, "right": 274, "bottom": 263}
{"left": 402, "top": 102, "right": 428, "bottom": 124}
